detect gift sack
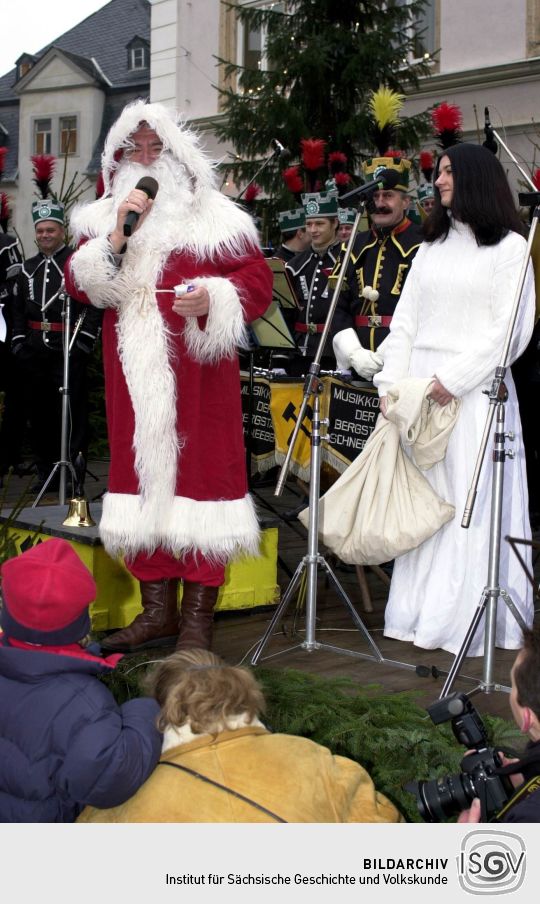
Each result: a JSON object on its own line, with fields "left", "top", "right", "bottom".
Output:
{"left": 298, "top": 378, "right": 459, "bottom": 565}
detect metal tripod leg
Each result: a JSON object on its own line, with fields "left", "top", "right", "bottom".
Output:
{"left": 438, "top": 397, "right": 529, "bottom": 698}
{"left": 32, "top": 291, "right": 75, "bottom": 507}
{"left": 251, "top": 560, "right": 306, "bottom": 663}
{"left": 249, "top": 384, "right": 418, "bottom": 673}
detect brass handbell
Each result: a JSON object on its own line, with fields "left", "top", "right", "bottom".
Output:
{"left": 63, "top": 496, "right": 96, "bottom": 527}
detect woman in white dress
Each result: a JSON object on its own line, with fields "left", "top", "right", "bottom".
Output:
{"left": 374, "top": 143, "right": 535, "bottom": 655}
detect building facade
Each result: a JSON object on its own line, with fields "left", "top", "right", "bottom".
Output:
{"left": 149, "top": 0, "right": 540, "bottom": 192}
{"left": 2, "top": 0, "right": 540, "bottom": 252}
{"left": 0, "top": 0, "right": 151, "bottom": 252}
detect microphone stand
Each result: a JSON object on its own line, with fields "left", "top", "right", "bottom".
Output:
{"left": 32, "top": 288, "right": 77, "bottom": 507}
{"left": 234, "top": 146, "right": 284, "bottom": 202}
{"left": 273, "top": 180, "right": 382, "bottom": 497}
{"left": 250, "top": 187, "right": 417, "bottom": 673}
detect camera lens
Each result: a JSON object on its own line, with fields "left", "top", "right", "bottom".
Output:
{"left": 410, "top": 773, "right": 476, "bottom": 822}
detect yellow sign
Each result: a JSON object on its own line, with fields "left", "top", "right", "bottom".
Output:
{"left": 269, "top": 382, "right": 322, "bottom": 480}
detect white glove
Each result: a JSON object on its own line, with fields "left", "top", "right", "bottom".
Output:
{"left": 333, "top": 328, "right": 362, "bottom": 371}
{"left": 333, "top": 328, "right": 384, "bottom": 379}
{"left": 349, "top": 347, "right": 384, "bottom": 379}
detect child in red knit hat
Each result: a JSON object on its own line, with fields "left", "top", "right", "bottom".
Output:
{"left": 0, "top": 538, "right": 162, "bottom": 822}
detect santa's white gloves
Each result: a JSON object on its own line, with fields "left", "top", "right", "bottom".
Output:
{"left": 333, "top": 328, "right": 384, "bottom": 380}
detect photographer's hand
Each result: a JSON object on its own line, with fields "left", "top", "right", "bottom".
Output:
{"left": 457, "top": 798, "right": 481, "bottom": 823}
{"left": 498, "top": 753, "right": 523, "bottom": 788}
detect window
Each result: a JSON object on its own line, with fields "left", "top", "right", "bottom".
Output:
{"left": 18, "top": 61, "right": 32, "bottom": 79}
{"left": 59, "top": 116, "right": 77, "bottom": 155}
{"left": 126, "top": 38, "right": 149, "bottom": 71}
{"left": 393, "top": 0, "right": 436, "bottom": 62}
{"left": 34, "top": 118, "right": 52, "bottom": 155}
{"left": 130, "top": 46, "right": 147, "bottom": 70}
{"left": 239, "top": 1, "right": 286, "bottom": 72}
{"left": 412, "top": 0, "right": 435, "bottom": 58}
{"left": 243, "top": 25, "right": 263, "bottom": 71}
{"left": 16, "top": 53, "right": 36, "bottom": 81}
{"left": 32, "top": 115, "right": 79, "bottom": 156}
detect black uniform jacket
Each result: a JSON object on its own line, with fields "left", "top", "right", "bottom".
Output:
{"left": 11, "top": 245, "right": 102, "bottom": 353}
{"left": 274, "top": 244, "right": 297, "bottom": 263}
{"left": 333, "top": 218, "right": 423, "bottom": 351}
{"left": 286, "top": 241, "right": 343, "bottom": 360}
{"left": 0, "top": 234, "right": 22, "bottom": 331}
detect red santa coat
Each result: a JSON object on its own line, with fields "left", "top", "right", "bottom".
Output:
{"left": 66, "top": 244, "right": 271, "bottom": 568}
{"left": 66, "top": 101, "right": 273, "bottom": 572}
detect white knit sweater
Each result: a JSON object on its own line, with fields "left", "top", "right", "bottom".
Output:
{"left": 374, "top": 221, "right": 535, "bottom": 399}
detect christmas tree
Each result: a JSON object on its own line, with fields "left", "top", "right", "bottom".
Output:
{"left": 216, "top": 0, "right": 433, "bottom": 200}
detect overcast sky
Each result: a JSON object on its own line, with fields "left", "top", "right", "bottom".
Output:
{"left": 1, "top": 0, "right": 110, "bottom": 77}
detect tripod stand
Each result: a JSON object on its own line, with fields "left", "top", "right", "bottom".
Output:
{"left": 250, "top": 195, "right": 418, "bottom": 670}
{"left": 32, "top": 290, "right": 79, "bottom": 508}
{"left": 251, "top": 378, "right": 391, "bottom": 664}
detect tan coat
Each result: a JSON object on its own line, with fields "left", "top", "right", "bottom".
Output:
{"left": 77, "top": 726, "right": 403, "bottom": 823}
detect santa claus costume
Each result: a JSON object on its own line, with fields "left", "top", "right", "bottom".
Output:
{"left": 65, "top": 101, "right": 273, "bottom": 652}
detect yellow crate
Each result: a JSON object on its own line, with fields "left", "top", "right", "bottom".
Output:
{"left": 2, "top": 508, "right": 279, "bottom": 630}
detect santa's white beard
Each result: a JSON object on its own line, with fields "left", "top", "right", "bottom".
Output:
{"left": 111, "top": 154, "right": 197, "bottom": 263}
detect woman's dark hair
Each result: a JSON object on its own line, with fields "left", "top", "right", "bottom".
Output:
{"left": 423, "top": 143, "right": 524, "bottom": 246}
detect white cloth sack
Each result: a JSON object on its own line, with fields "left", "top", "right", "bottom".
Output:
{"left": 299, "top": 378, "right": 460, "bottom": 564}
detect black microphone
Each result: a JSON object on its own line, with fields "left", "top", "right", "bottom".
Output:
{"left": 271, "top": 139, "right": 289, "bottom": 158}
{"left": 340, "top": 168, "right": 402, "bottom": 203}
{"left": 123, "top": 177, "right": 159, "bottom": 237}
{"left": 483, "top": 106, "right": 497, "bottom": 155}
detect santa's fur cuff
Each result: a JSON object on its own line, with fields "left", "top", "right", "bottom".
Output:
{"left": 69, "top": 236, "right": 125, "bottom": 309}
{"left": 183, "top": 276, "right": 248, "bottom": 362}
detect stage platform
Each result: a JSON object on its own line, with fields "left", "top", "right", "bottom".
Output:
{"left": 0, "top": 503, "right": 280, "bottom": 631}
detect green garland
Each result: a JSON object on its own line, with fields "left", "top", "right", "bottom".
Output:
{"left": 100, "top": 656, "right": 522, "bottom": 823}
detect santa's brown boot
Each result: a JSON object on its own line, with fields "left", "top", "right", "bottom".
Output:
{"left": 101, "top": 578, "right": 179, "bottom": 652}
{"left": 175, "top": 581, "right": 219, "bottom": 651}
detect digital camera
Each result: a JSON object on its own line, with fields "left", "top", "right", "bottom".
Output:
{"left": 406, "top": 692, "right": 514, "bottom": 822}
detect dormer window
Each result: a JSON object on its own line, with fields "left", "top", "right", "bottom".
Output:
{"left": 127, "top": 37, "right": 149, "bottom": 72}
{"left": 16, "top": 53, "right": 37, "bottom": 81}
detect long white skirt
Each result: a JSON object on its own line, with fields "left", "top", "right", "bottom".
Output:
{"left": 384, "top": 349, "right": 533, "bottom": 656}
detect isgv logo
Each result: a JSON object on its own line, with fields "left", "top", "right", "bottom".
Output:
{"left": 458, "top": 830, "right": 526, "bottom": 895}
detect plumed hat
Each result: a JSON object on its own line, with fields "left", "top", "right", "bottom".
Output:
{"left": 368, "top": 87, "right": 405, "bottom": 156}
{"left": 417, "top": 183, "right": 435, "bottom": 203}
{"left": 362, "top": 157, "right": 411, "bottom": 192}
{"left": 1, "top": 539, "right": 95, "bottom": 645}
{"left": 431, "top": 102, "right": 463, "bottom": 150}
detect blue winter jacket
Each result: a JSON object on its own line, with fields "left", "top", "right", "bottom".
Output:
{"left": 0, "top": 638, "right": 162, "bottom": 822}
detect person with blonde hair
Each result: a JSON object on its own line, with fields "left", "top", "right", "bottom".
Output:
{"left": 78, "top": 650, "right": 402, "bottom": 823}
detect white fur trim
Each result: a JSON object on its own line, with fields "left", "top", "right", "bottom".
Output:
{"left": 162, "top": 716, "right": 265, "bottom": 752}
{"left": 70, "top": 101, "right": 260, "bottom": 262}
{"left": 183, "top": 276, "right": 248, "bottom": 362}
{"left": 69, "top": 233, "right": 125, "bottom": 309}
{"left": 71, "top": 187, "right": 259, "bottom": 264}
{"left": 115, "top": 288, "right": 180, "bottom": 537}
{"left": 100, "top": 100, "right": 215, "bottom": 201}
{"left": 100, "top": 492, "right": 261, "bottom": 562}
